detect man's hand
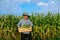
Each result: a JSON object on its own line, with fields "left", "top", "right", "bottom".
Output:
{"left": 28, "top": 27, "right": 32, "bottom": 30}
{"left": 18, "top": 27, "right": 21, "bottom": 32}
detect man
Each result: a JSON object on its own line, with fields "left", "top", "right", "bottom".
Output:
{"left": 17, "top": 13, "right": 33, "bottom": 40}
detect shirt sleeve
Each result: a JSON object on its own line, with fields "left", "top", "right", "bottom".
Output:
{"left": 29, "top": 20, "right": 33, "bottom": 27}
{"left": 17, "top": 19, "right": 22, "bottom": 27}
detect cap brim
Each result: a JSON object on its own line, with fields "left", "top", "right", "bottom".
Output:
{"left": 23, "top": 15, "right": 29, "bottom": 17}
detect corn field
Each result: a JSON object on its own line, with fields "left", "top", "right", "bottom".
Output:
{"left": 0, "top": 12, "right": 60, "bottom": 40}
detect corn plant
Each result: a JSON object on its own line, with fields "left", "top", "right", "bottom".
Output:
{"left": 0, "top": 12, "right": 60, "bottom": 40}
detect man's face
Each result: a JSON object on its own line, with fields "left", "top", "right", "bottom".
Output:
{"left": 24, "top": 15, "right": 28, "bottom": 20}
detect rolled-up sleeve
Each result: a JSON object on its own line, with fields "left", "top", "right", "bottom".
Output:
{"left": 29, "top": 20, "right": 33, "bottom": 27}
{"left": 17, "top": 20, "right": 22, "bottom": 27}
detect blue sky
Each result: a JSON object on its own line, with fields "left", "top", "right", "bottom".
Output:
{"left": 0, "top": 0, "right": 60, "bottom": 15}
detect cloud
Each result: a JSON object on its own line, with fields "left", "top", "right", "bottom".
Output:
{"left": 51, "top": 1, "right": 55, "bottom": 4}
{"left": 37, "top": 2, "right": 48, "bottom": 6}
{"left": 17, "top": 0, "right": 31, "bottom": 3}
{"left": 36, "top": 0, "right": 60, "bottom": 14}
{"left": 26, "top": 0, "right": 31, "bottom": 2}
{"left": 0, "top": 0, "right": 31, "bottom": 4}
{"left": 0, "top": 0, "right": 60, "bottom": 15}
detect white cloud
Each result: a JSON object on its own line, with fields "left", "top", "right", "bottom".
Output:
{"left": 4, "top": 0, "right": 31, "bottom": 3}
{"left": 37, "top": 2, "right": 48, "bottom": 6}
{"left": 51, "top": 1, "right": 55, "bottom": 3}
{"left": 17, "top": 0, "right": 31, "bottom": 3}
{"left": 26, "top": 0, "right": 31, "bottom": 2}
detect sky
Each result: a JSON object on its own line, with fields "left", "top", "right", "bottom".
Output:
{"left": 0, "top": 0, "right": 60, "bottom": 15}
